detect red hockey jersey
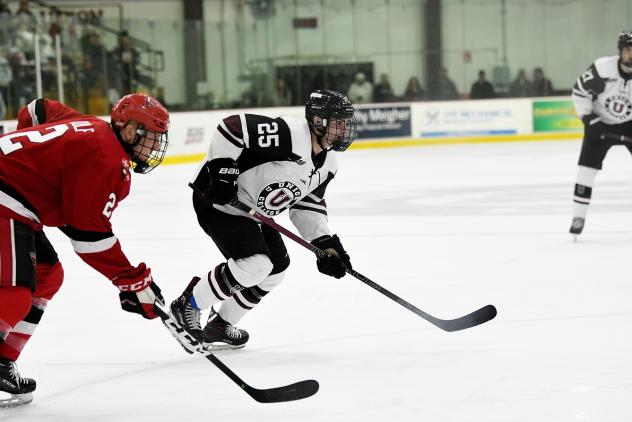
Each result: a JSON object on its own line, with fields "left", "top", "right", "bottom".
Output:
{"left": 0, "top": 99, "right": 142, "bottom": 286}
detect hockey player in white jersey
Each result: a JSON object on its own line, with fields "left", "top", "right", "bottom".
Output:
{"left": 570, "top": 31, "right": 632, "bottom": 238}
{"left": 170, "top": 90, "right": 357, "bottom": 349}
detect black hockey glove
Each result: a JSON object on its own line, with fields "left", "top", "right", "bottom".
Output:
{"left": 311, "top": 234, "right": 352, "bottom": 279}
{"left": 203, "top": 158, "right": 240, "bottom": 205}
{"left": 582, "top": 113, "right": 607, "bottom": 141}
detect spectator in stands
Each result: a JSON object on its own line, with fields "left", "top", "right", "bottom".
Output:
{"left": 272, "top": 77, "right": 292, "bottom": 106}
{"left": 436, "top": 67, "right": 459, "bottom": 100}
{"left": 347, "top": 71, "right": 373, "bottom": 103}
{"left": 7, "top": 49, "right": 33, "bottom": 112}
{"left": 470, "top": 70, "right": 495, "bottom": 99}
{"left": 14, "top": 0, "right": 37, "bottom": 32}
{"left": 531, "top": 67, "right": 553, "bottom": 96}
{"left": 373, "top": 73, "right": 394, "bottom": 102}
{"left": 81, "top": 32, "right": 109, "bottom": 86}
{"left": 509, "top": 68, "right": 531, "bottom": 97}
{"left": 111, "top": 30, "right": 140, "bottom": 95}
{"left": 0, "top": 1, "right": 12, "bottom": 47}
{"left": 402, "top": 76, "right": 425, "bottom": 101}
{"left": 80, "top": 32, "right": 109, "bottom": 112}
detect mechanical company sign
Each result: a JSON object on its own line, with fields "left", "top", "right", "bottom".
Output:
{"left": 354, "top": 106, "right": 412, "bottom": 139}
{"left": 413, "top": 99, "right": 532, "bottom": 138}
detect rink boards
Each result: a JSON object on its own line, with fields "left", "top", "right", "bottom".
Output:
{"left": 0, "top": 96, "right": 583, "bottom": 165}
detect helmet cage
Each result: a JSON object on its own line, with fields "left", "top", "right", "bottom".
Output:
{"left": 130, "top": 127, "right": 169, "bottom": 174}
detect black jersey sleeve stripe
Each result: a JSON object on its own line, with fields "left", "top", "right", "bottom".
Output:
{"left": 298, "top": 193, "right": 325, "bottom": 205}
{"left": 218, "top": 125, "right": 245, "bottom": 148}
{"left": 572, "top": 89, "right": 590, "bottom": 98}
{"left": 291, "top": 203, "right": 328, "bottom": 216}
{"left": 223, "top": 115, "right": 243, "bottom": 139}
{"left": 25, "top": 98, "right": 46, "bottom": 126}
{"left": 573, "top": 78, "right": 587, "bottom": 93}
{"left": 34, "top": 99, "right": 46, "bottom": 124}
{"left": 309, "top": 171, "right": 335, "bottom": 200}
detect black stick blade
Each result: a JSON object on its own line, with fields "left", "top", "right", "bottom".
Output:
{"left": 434, "top": 304, "right": 497, "bottom": 332}
{"left": 245, "top": 379, "right": 320, "bottom": 403}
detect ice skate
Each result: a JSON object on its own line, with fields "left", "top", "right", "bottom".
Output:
{"left": 169, "top": 277, "right": 203, "bottom": 344}
{"left": 202, "top": 308, "right": 249, "bottom": 351}
{"left": 569, "top": 217, "right": 585, "bottom": 241}
{"left": 0, "top": 359, "right": 35, "bottom": 408}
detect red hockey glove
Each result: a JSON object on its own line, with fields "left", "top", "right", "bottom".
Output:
{"left": 113, "top": 263, "right": 164, "bottom": 319}
{"left": 311, "top": 234, "right": 352, "bottom": 279}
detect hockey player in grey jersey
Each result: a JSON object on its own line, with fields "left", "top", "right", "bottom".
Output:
{"left": 170, "top": 90, "right": 357, "bottom": 349}
{"left": 570, "top": 31, "right": 632, "bottom": 238}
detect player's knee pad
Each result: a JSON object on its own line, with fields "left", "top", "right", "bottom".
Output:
{"left": 258, "top": 270, "right": 286, "bottom": 291}
{"left": 33, "top": 261, "right": 64, "bottom": 301}
{"left": 227, "top": 254, "right": 273, "bottom": 288}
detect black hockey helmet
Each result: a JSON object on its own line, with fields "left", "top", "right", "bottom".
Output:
{"left": 618, "top": 31, "right": 632, "bottom": 50}
{"left": 305, "top": 90, "right": 357, "bottom": 151}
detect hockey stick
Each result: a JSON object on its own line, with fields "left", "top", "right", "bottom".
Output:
{"left": 189, "top": 184, "right": 496, "bottom": 331}
{"left": 601, "top": 133, "right": 632, "bottom": 143}
{"left": 153, "top": 301, "right": 319, "bottom": 403}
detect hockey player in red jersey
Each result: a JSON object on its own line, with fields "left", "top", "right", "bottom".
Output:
{"left": 170, "top": 90, "right": 356, "bottom": 351}
{"left": 0, "top": 94, "right": 169, "bottom": 407}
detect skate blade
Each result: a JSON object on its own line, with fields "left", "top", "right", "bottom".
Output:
{"left": 0, "top": 392, "right": 33, "bottom": 408}
{"left": 202, "top": 342, "right": 246, "bottom": 352}
{"left": 162, "top": 311, "right": 203, "bottom": 355}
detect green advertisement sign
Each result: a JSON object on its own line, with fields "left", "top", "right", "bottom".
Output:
{"left": 533, "top": 100, "right": 582, "bottom": 132}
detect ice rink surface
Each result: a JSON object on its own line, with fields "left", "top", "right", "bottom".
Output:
{"left": 3, "top": 139, "right": 632, "bottom": 422}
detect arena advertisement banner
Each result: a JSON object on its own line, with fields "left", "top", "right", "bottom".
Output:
{"left": 532, "top": 99, "right": 582, "bottom": 132}
{"left": 411, "top": 99, "right": 532, "bottom": 138}
{"left": 354, "top": 105, "right": 412, "bottom": 139}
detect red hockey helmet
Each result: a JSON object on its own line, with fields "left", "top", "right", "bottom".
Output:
{"left": 110, "top": 94, "right": 170, "bottom": 174}
{"left": 110, "top": 93, "right": 169, "bottom": 132}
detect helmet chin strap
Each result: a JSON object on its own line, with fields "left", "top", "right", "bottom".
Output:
{"left": 314, "top": 133, "right": 328, "bottom": 151}
{"left": 112, "top": 123, "right": 146, "bottom": 170}
{"left": 311, "top": 121, "right": 332, "bottom": 151}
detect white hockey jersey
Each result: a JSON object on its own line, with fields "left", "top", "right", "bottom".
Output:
{"left": 192, "top": 113, "right": 337, "bottom": 242}
{"left": 572, "top": 55, "right": 632, "bottom": 125}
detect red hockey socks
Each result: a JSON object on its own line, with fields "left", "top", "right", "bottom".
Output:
{"left": 0, "top": 287, "right": 32, "bottom": 360}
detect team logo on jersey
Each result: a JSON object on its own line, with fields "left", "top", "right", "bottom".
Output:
{"left": 121, "top": 158, "right": 131, "bottom": 182}
{"left": 604, "top": 95, "right": 632, "bottom": 120}
{"left": 257, "top": 182, "right": 302, "bottom": 215}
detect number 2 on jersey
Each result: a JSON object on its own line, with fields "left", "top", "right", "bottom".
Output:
{"left": 0, "top": 121, "right": 94, "bottom": 155}
{"left": 102, "top": 193, "right": 117, "bottom": 218}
